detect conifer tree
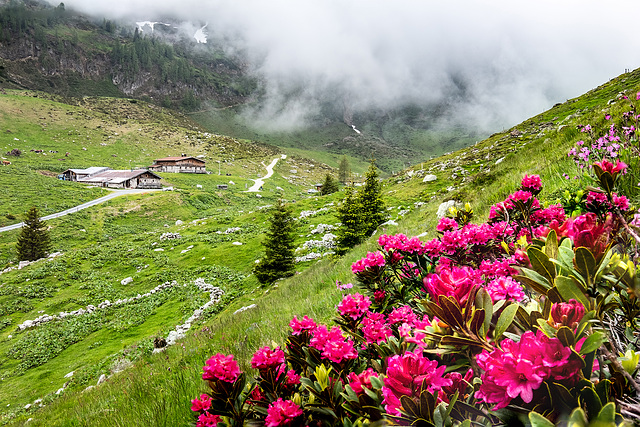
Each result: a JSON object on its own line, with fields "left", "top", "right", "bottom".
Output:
{"left": 358, "top": 158, "right": 387, "bottom": 237}
{"left": 253, "top": 199, "right": 297, "bottom": 284}
{"left": 320, "top": 173, "right": 339, "bottom": 195}
{"left": 335, "top": 186, "right": 365, "bottom": 254}
{"left": 16, "top": 206, "right": 51, "bottom": 261}
{"left": 338, "top": 155, "right": 351, "bottom": 184}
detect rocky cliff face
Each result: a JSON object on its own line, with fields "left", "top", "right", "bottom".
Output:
{"left": 0, "top": 12, "right": 251, "bottom": 107}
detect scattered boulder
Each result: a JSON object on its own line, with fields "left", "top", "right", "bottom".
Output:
{"left": 121, "top": 277, "right": 133, "bottom": 286}
{"left": 422, "top": 174, "right": 438, "bottom": 183}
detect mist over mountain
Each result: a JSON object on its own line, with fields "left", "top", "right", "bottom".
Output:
{"left": 49, "top": 0, "right": 640, "bottom": 133}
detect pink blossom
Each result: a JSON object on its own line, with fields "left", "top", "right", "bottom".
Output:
{"left": 361, "top": 312, "right": 393, "bottom": 344}
{"left": 437, "top": 217, "right": 458, "bottom": 232}
{"left": 251, "top": 346, "right": 285, "bottom": 371}
{"left": 191, "top": 394, "right": 212, "bottom": 412}
{"left": 388, "top": 305, "right": 417, "bottom": 326}
{"left": 382, "top": 350, "right": 452, "bottom": 416}
{"left": 485, "top": 276, "right": 525, "bottom": 303}
{"left": 196, "top": 412, "right": 221, "bottom": 427}
{"left": 285, "top": 369, "right": 301, "bottom": 385}
{"left": 322, "top": 336, "right": 358, "bottom": 363}
{"left": 289, "top": 315, "right": 317, "bottom": 335}
{"left": 550, "top": 299, "right": 586, "bottom": 329}
{"left": 351, "top": 251, "right": 385, "bottom": 273}
{"left": 477, "top": 331, "right": 582, "bottom": 409}
{"left": 202, "top": 353, "right": 241, "bottom": 383}
{"left": 593, "top": 159, "right": 627, "bottom": 178}
{"left": 347, "top": 368, "right": 379, "bottom": 394}
{"left": 335, "top": 280, "right": 353, "bottom": 291}
{"left": 265, "top": 398, "right": 303, "bottom": 426}
{"left": 521, "top": 174, "right": 542, "bottom": 193}
{"left": 440, "top": 369, "right": 473, "bottom": 403}
{"left": 337, "top": 293, "right": 372, "bottom": 320}
{"left": 423, "top": 265, "right": 482, "bottom": 306}
{"left": 373, "top": 289, "right": 386, "bottom": 304}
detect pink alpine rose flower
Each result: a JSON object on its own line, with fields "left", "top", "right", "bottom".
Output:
{"left": 251, "top": 346, "right": 286, "bottom": 371}
{"left": 351, "top": 251, "right": 385, "bottom": 273}
{"left": 485, "top": 276, "right": 525, "bottom": 303}
{"left": 196, "top": 412, "right": 221, "bottom": 427}
{"left": 382, "top": 350, "right": 452, "bottom": 417}
{"left": 550, "top": 299, "right": 586, "bottom": 329}
{"left": 265, "top": 398, "right": 303, "bottom": 426}
{"left": 202, "top": 353, "right": 241, "bottom": 383}
{"left": 337, "top": 293, "right": 372, "bottom": 320}
{"left": 347, "top": 368, "right": 379, "bottom": 394}
{"left": 289, "top": 315, "right": 317, "bottom": 335}
{"left": 520, "top": 174, "right": 542, "bottom": 193}
{"left": 423, "top": 265, "right": 482, "bottom": 306}
{"left": 191, "top": 394, "right": 212, "bottom": 412}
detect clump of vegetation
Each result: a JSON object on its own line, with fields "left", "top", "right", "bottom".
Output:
{"left": 319, "top": 173, "right": 339, "bottom": 196}
{"left": 190, "top": 163, "right": 640, "bottom": 426}
{"left": 16, "top": 206, "right": 51, "bottom": 261}
{"left": 253, "top": 199, "right": 298, "bottom": 285}
{"left": 335, "top": 159, "right": 387, "bottom": 254}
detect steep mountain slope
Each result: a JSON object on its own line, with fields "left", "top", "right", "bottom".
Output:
{"left": 0, "top": 0, "right": 253, "bottom": 108}
{"left": 2, "top": 63, "right": 639, "bottom": 426}
{"left": 0, "top": 0, "right": 488, "bottom": 172}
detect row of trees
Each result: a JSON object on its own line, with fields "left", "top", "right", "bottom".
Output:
{"left": 253, "top": 159, "right": 386, "bottom": 284}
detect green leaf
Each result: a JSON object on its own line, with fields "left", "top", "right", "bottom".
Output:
{"left": 579, "top": 332, "right": 603, "bottom": 355}
{"left": 369, "top": 375, "right": 384, "bottom": 390}
{"left": 574, "top": 247, "right": 597, "bottom": 288}
{"left": 544, "top": 229, "right": 559, "bottom": 260}
{"left": 514, "top": 274, "right": 550, "bottom": 295}
{"left": 494, "top": 303, "right": 518, "bottom": 340}
{"left": 575, "top": 310, "right": 595, "bottom": 340}
{"left": 596, "top": 402, "right": 616, "bottom": 423}
{"left": 556, "top": 326, "right": 575, "bottom": 347}
{"left": 536, "top": 318, "right": 557, "bottom": 338}
{"left": 567, "top": 407, "right": 588, "bottom": 426}
{"left": 475, "top": 288, "right": 493, "bottom": 336}
{"left": 555, "top": 275, "right": 590, "bottom": 308}
{"left": 528, "top": 411, "right": 555, "bottom": 427}
{"left": 528, "top": 247, "right": 557, "bottom": 285}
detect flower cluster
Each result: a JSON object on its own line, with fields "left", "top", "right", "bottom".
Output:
{"left": 310, "top": 325, "right": 359, "bottom": 363}
{"left": 190, "top": 167, "right": 639, "bottom": 426}
{"left": 423, "top": 265, "right": 483, "bottom": 306}
{"left": 476, "top": 331, "right": 583, "bottom": 410}
{"left": 337, "top": 293, "right": 372, "bottom": 320}
{"left": 382, "top": 350, "right": 452, "bottom": 416}
{"left": 202, "top": 353, "right": 241, "bottom": 383}
{"left": 265, "top": 398, "right": 303, "bottom": 426}
{"left": 351, "top": 251, "right": 385, "bottom": 273}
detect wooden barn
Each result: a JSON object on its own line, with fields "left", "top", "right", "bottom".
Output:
{"left": 149, "top": 156, "right": 206, "bottom": 173}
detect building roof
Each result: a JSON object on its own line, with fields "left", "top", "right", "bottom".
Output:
{"left": 77, "top": 169, "right": 161, "bottom": 184}
{"left": 64, "top": 167, "right": 110, "bottom": 176}
{"left": 153, "top": 156, "right": 206, "bottom": 163}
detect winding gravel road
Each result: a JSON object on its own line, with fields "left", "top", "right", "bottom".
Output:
{"left": 0, "top": 188, "right": 161, "bottom": 233}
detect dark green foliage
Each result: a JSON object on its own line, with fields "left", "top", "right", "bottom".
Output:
{"left": 253, "top": 199, "right": 297, "bottom": 284}
{"left": 338, "top": 155, "right": 351, "bottom": 184}
{"left": 358, "top": 159, "right": 387, "bottom": 236}
{"left": 16, "top": 206, "right": 51, "bottom": 261}
{"left": 335, "top": 186, "right": 365, "bottom": 254}
{"left": 320, "top": 173, "right": 339, "bottom": 195}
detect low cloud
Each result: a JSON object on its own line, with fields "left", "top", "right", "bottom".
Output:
{"left": 58, "top": 0, "right": 640, "bottom": 131}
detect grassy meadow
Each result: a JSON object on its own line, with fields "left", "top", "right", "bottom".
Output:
{"left": 0, "top": 68, "right": 640, "bottom": 425}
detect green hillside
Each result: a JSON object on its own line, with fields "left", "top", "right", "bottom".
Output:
{"left": 0, "top": 61, "right": 638, "bottom": 425}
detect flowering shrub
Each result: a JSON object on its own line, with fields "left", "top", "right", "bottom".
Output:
{"left": 190, "top": 159, "right": 640, "bottom": 424}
